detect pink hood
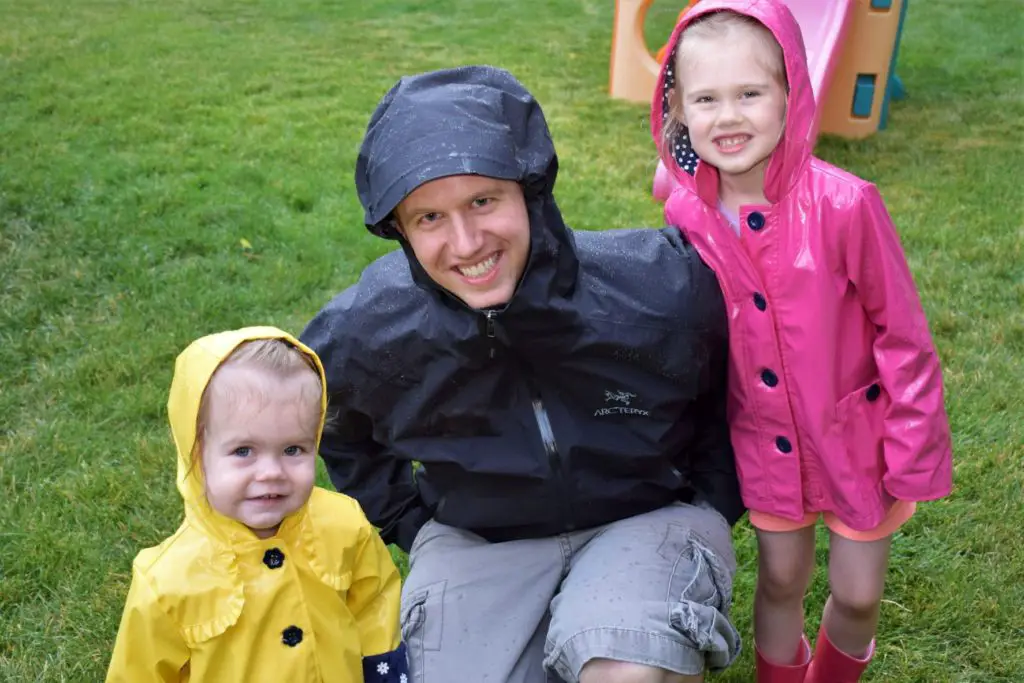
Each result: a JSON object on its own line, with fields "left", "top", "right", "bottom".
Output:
{"left": 648, "top": 0, "right": 953, "bottom": 528}
{"left": 651, "top": 0, "right": 815, "bottom": 206}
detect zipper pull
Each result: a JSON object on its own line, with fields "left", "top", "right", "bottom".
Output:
{"left": 485, "top": 311, "right": 496, "bottom": 358}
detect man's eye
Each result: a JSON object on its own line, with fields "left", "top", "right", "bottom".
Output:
{"left": 419, "top": 212, "right": 441, "bottom": 225}
{"left": 472, "top": 197, "right": 493, "bottom": 208}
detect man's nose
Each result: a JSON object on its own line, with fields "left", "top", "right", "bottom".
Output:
{"left": 449, "top": 213, "right": 483, "bottom": 257}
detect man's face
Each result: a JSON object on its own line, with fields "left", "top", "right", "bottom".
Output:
{"left": 394, "top": 175, "right": 530, "bottom": 310}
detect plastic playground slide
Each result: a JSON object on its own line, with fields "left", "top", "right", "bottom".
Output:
{"left": 786, "top": 0, "right": 856, "bottom": 142}
{"left": 653, "top": 0, "right": 856, "bottom": 201}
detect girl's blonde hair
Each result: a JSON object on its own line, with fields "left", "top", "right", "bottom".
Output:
{"left": 663, "top": 10, "right": 787, "bottom": 154}
{"left": 190, "top": 338, "right": 323, "bottom": 473}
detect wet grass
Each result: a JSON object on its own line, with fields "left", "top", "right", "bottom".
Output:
{"left": 1, "top": 0, "right": 1021, "bottom": 680}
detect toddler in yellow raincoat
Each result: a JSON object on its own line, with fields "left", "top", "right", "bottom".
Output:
{"left": 107, "top": 326, "right": 409, "bottom": 682}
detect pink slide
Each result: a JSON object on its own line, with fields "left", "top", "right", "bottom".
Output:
{"left": 653, "top": 0, "right": 855, "bottom": 202}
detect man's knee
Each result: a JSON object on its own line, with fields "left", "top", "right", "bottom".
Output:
{"left": 578, "top": 658, "right": 702, "bottom": 683}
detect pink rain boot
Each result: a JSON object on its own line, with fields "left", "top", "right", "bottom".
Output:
{"left": 756, "top": 635, "right": 811, "bottom": 683}
{"left": 805, "top": 627, "right": 874, "bottom": 683}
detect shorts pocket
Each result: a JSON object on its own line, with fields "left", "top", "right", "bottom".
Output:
{"left": 401, "top": 580, "right": 446, "bottom": 652}
{"left": 677, "top": 530, "right": 731, "bottom": 611}
{"left": 658, "top": 521, "right": 735, "bottom": 610}
{"left": 667, "top": 531, "right": 740, "bottom": 670}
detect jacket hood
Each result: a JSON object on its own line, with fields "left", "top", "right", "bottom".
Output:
{"left": 650, "top": 0, "right": 815, "bottom": 205}
{"left": 355, "top": 65, "right": 578, "bottom": 306}
{"left": 167, "top": 326, "right": 327, "bottom": 545}
{"left": 357, "top": 65, "right": 559, "bottom": 237}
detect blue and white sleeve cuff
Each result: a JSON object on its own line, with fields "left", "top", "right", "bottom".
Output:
{"left": 362, "top": 642, "right": 410, "bottom": 683}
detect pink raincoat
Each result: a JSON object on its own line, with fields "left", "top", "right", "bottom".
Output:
{"left": 650, "top": 0, "right": 952, "bottom": 530}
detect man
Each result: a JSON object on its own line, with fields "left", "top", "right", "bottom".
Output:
{"left": 301, "top": 65, "right": 743, "bottom": 683}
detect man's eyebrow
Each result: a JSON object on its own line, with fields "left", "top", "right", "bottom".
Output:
{"left": 400, "top": 205, "right": 434, "bottom": 217}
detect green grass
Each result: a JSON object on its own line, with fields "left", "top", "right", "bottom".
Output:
{"left": 1, "top": 0, "right": 1021, "bottom": 680}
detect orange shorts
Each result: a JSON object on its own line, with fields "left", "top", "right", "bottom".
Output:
{"left": 749, "top": 500, "right": 916, "bottom": 542}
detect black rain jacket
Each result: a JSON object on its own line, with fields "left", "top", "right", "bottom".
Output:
{"left": 301, "top": 66, "right": 743, "bottom": 551}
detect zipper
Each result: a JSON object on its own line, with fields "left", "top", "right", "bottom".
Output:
{"left": 484, "top": 310, "right": 497, "bottom": 359}
{"left": 484, "top": 313, "right": 573, "bottom": 531}
{"left": 531, "top": 394, "right": 575, "bottom": 532}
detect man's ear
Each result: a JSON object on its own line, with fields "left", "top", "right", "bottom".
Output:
{"left": 389, "top": 216, "right": 405, "bottom": 238}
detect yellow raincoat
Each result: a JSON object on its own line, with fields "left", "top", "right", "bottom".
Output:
{"left": 107, "top": 327, "right": 405, "bottom": 682}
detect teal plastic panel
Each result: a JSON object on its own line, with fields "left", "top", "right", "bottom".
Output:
{"left": 853, "top": 74, "right": 876, "bottom": 118}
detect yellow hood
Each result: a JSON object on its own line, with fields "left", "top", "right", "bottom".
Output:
{"left": 167, "top": 326, "right": 327, "bottom": 543}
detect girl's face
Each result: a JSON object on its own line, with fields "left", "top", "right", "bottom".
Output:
{"left": 676, "top": 28, "right": 787, "bottom": 187}
{"left": 201, "top": 365, "right": 319, "bottom": 538}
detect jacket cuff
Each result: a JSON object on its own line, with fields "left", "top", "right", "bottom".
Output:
{"left": 363, "top": 642, "right": 410, "bottom": 682}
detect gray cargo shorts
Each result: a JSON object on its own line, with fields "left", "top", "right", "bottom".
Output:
{"left": 399, "top": 501, "right": 741, "bottom": 682}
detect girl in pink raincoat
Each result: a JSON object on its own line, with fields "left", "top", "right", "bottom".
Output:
{"left": 650, "top": 1, "right": 953, "bottom": 682}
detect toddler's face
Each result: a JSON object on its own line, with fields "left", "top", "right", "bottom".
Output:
{"left": 200, "top": 364, "right": 319, "bottom": 538}
{"left": 676, "top": 30, "right": 787, "bottom": 185}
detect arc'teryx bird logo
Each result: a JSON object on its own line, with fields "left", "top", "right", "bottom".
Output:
{"left": 596, "top": 389, "right": 649, "bottom": 417}
{"left": 604, "top": 390, "right": 636, "bottom": 405}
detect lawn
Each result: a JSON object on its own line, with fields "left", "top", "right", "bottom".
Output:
{"left": 1, "top": 0, "right": 1021, "bottom": 681}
